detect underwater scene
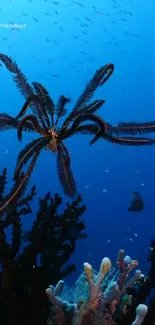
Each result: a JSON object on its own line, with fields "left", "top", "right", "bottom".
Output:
{"left": 0, "top": 0, "right": 155, "bottom": 324}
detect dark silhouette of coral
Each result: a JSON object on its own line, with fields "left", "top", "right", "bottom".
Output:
{"left": 0, "top": 168, "right": 87, "bottom": 325}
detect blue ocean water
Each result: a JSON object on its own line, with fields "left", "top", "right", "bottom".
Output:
{"left": 1, "top": 0, "right": 155, "bottom": 285}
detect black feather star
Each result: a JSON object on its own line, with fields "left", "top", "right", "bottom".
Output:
{"left": 0, "top": 53, "right": 33, "bottom": 98}
{"left": 0, "top": 113, "right": 19, "bottom": 131}
{"left": 0, "top": 54, "right": 52, "bottom": 129}
{"left": 57, "top": 142, "right": 76, "bottom": 197}
{"left": 108, "top": 121, "right": 155, "bottom": 135}
{"left": 1, "top": 54, "right": 155, "bottom": 213}
{"left": 61, "top": 63, "right": 114, "bottom": 130}
{"left": 71, "top": 113, "right": 107, "bottom": 145}
{"left": 0, "top": 152, "right": 39, "bottom": 213}
{"left": 14, "top": 137, "right": 51, "bottom": 178}
{"left": 71, "top": 121, "right": 155, "bottom": 147}
{"left": 0, "top": 113, "right": 35, "bottom": 133}
{"left": 31, "top": 82, "right": 55, "bottom": 125}
{"left": 0, "top": 55, "right": 114, "bottom": 210}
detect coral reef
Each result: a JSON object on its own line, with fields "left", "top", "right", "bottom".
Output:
{"left": 116, "top": 239, "right": 155, "bottom": 325}
{"left": 0, "top": 168, "right": 86, "bottom": 325}
{"left": 46, "top": 247, "right": 155, "bottom": 325}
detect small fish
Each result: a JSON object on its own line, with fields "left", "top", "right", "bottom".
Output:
{"left": 85, "top": 17, "right": 93, "bottom": 23}
{"left": 72, "top": 1, "right": 84, "bottom": 7}
{"left": 32, "top": 17, "right": 38, "bottom": 22}
{"left": 128, "top": 191, "right": 144, "bottom": 212}
{"left": 94, "top": 10, "right": 104, "bottom": 15}
{"left": 88, "top": 58, "right": 94, "bottom": 62}
{"left": 51, "top": 1, "right": 59, "bottom": 4}
{"left": 83, "top": 23, "right": 89, "bottom": 28}
{"left": 51, "top": 39, "right": 58, "bottom": 43}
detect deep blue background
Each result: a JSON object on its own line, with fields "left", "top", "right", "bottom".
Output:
{"left": 1, "top": 0, "right": 155, "bottom": 284}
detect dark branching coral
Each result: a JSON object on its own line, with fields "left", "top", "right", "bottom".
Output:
{"left": 0, "top": 168, "right": 86, "bottom": 325}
